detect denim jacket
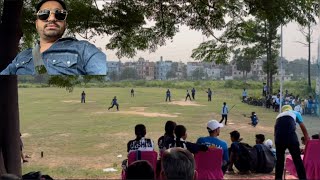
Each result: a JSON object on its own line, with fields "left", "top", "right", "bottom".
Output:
{"left": 0, "top": 37, "right": 107, "bottom": 75}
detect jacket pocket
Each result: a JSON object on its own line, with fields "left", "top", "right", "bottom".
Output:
{"left": 49, "top": 53, "right": 79, "bottom": 68}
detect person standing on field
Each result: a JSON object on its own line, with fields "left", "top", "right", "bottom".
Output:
{"left": 81, "top": 91, "right": 86, "bottom": 103}
{"left": 219, "top": 102, "right": 229, "bottom": 125}
{"left": 191, "top": 88, "right": 196, "bottom": 100}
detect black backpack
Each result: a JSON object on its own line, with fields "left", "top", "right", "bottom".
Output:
{"left": 253, "top": 144, "right": 275, "bottom": 173}
{"left": 234, "top": 142, "right": 258, "bottom": 172}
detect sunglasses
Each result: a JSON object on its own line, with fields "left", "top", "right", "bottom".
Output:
{"left": 36, "top": 9, "right": 67, "bottom": 21}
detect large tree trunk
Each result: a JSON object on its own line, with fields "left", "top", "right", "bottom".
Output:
{"left": 0, "top": 77, "right": 21, "bottom": 177}
{"left": 0, "top": 0, "right": 23, "bottom": 177}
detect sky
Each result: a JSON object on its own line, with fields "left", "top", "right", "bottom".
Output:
{"left": 82, "top": 1, "right": 320, "bottom": 63}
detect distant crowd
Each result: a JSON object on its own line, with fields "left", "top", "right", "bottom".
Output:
{"left": 241, "top": 83, "right": 319, "bottom": 116}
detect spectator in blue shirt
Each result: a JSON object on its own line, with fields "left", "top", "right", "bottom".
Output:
{"left": 242, "top": 89, "right": 247, "bottom": 102}
{"left": 196, "top": 120, "right": 229, "bottom": 173}
{"left": 0, "top": 0, "right": 107, "bottom": 75}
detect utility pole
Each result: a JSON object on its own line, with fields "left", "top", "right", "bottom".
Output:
{"left": 279, "top": 25, "right": 284, "bottom": 112}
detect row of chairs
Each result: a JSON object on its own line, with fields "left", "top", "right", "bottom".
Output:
{"left": 121, "top": 148, "right": 224, "bottom": 180}
{"left": 284, "top": 139, "right": 320, "bottom": 179}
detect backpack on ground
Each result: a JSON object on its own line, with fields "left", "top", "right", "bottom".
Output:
{"left": 234, "top": 142, "right": 258, "bottom": 172}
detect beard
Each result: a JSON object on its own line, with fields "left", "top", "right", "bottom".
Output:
{"left": 42, "top": 22, "right": 65, "bottom": 40}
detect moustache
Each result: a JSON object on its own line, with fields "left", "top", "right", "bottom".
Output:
{"left": 44, "top": 22, "right": 60, "bottom": 28}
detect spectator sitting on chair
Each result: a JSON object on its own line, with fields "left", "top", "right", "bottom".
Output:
{"left": 168, "top": 125, "right": 208, "bottom": 154}
{"left": 158, "top": 121, "right": 176, "bottom": 155}
{"left": 126, "top": 160, "right": 155, "bottom": 180}
{"left": 160, "top": 147, "right": 196, "bottom": 180}
{"left": 127, "top": 124, "right": 154, "bottom": 153}
{"left": 123, "top": 124, "right": 155, "bottom": 171}
{"left": 196, "top": 120, "right": 229, "bottom": 173}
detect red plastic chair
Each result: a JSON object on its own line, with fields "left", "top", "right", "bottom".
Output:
{"left": 285, "top": 139, "right": 320, "bottom": 179}
{"left": 194, "top": 148, "right": 224, "bottom": 180}
{"left": 121, "top": 150, "right": 158, "bottom": 180}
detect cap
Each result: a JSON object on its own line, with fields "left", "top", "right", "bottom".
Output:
{"left": 36, "top": 0, "right": 67, "bottom": 11}
{"left": 281, "top": 105, "right": 292, "bottom": 112}
{"left": 207, "top": 120, "right": 223, "bottom": 131}
{"left": 264, "top": 139, "right": 273, "bottom": 148}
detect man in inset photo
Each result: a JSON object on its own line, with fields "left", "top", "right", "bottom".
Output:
{"left": 0, "top": 0, "right": 107, "bottom": 75}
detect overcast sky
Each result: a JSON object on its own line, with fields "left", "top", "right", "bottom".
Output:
{"left": 82, "top": 2, "right": 320, "bottom": 62}
{"left": 84, "top": 22, "right": 319, "bottom": 63}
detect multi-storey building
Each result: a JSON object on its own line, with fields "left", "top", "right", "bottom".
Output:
{"left": 107, "top": 61, "right": 121, "bottom": 74}
{"left": 136, "top": 57, "right": 155, "bottom": 80}
{"left": 155, "top": 56, "right": 172, "bottom": 80}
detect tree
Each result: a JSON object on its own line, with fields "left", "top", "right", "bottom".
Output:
{"left": 108, "top": 71, "right": 119, "bottom": 81}
{"left": 191, "top": 0, "right": 318, "bottom": 94}
{"left": 166, "top": 62, "right": 178, "bottom": 79}
{"left": 0, "top": 0, "right": 23, "bottom": 176}
{"left": 120, "top": 67, "right": 138, "bottom": 80}
{"left": 0, "top": 0, "right": 319, "bottom": 177}
{"left": 233, "top": 48, "right": 258, "bottom": 81}
{"left": 295, "top": 23, "right": 317, "bottom": 89}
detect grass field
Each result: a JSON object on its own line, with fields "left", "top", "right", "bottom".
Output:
{"left": 18, "top": 87, "right": 320, "bottom": 179}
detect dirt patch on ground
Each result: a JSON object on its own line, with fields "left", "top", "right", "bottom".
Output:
{"left": 117, "top": 111, "right": 178, "bottom": 118}
{"left": 94, "top": 106, "right": 178, "bottom": 118}
{"left": 59, "top": 133, "right": 70, "bottom": 137}
{"left": 166, "top": 100, "right": 205, "bottom": 106}
{"left": 62, "top": 100, "right": 96, "bottom": 103}
{"left": 129, "top": 107, "right": 147, "bottom": 112}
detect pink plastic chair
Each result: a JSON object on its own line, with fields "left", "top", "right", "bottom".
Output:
{"left": 194, "top": 148, "right": 224, "bottom": 180}
{"left": 285, "top": 139, "right": 320, "bottom": 179}
{"left": 121, "top": 150, "right": 158, "bottom": 180}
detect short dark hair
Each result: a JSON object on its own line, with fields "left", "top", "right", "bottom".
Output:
{"left": 230, "top": 130, "right": 240, "bottom": 141}
{"left": 126, "top": 160, "right": 154, "bottom": 180}
{"left": 165, "top": 121, "right": 176, "bottom": 136}
{"left": 256, "top": 134, "right": 265, "bottom": 142}
{"left": 312, "top": 134, "right": 319, "bottom": 139}
{"left": 135, "top": 124, "right": 146, "bottom": 140}
{"left": 36, "top": 0, "right": 67, "bottom": 11}
{"left": 174, "top": 125, "right": 186, "bottom": 139}
{"left": 161, "top": 147, "right": 195, "bottom": 180}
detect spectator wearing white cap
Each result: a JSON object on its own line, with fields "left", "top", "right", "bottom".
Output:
{"left": 196, "top": 120, "right": 229, "bottom": 173}
{"left": 264, "top": 139, "right": 276, "bottom": 159}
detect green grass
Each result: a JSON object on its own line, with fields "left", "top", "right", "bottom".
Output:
{"left": 19, "top": 87, "right": 320, "bottom": 179}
